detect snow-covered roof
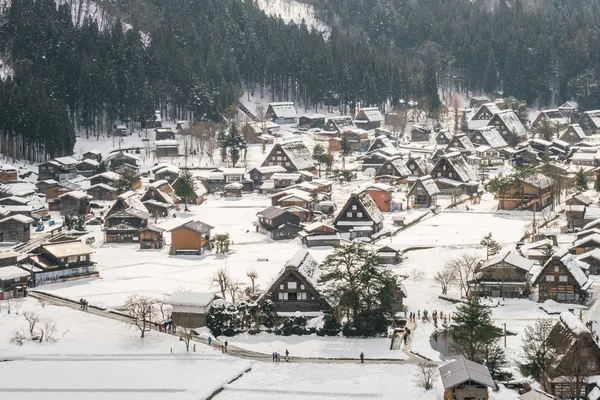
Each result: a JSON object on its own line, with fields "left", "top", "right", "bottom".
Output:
{"left": 584, "top": 207, "right": 600, "bottom": 221}
{"left": 155, "top": 140, "right": 179, "bottom": 147}
{"left": 439, "top": 357, "right": 495, "bottom": 390}
{"left": 355, "top": 190, "right": 384, "bottom": 224}
{"left": 584, "top": 219, "right": 600, "bottom": 231}
{"left": 559, "top": 311, "right": 588, "bottom": 335}
{"left": 169, "top": 220, "right": 214, "bottom": 234}
{"left": 414, "top": 175, "right": 440, "bottom": 196}
{"left": 559, "top": 101, "right": 578, "bottom": 111}
{"left": 473, "top": 126, "right": 507, "bottom": 148}
{"left": 0, "top": 196, "right": 29, "bottom": 205}
{"left": 448, "top": 133, "right": 475, "bottom": 151}
{"left": 303, "top": 222, "right": 336, "bottom": 233}
{"left": 253, "top": 166, "right": 287, "bottom": 174}
{"left": 495, "top": 109, "right": 527, "bottom": 137}
{"left": 443, "top": 153, "right": 478, "bottom": 182}
{"left": 471, "top": 103, "right": 501, "bottom": 120}
{"left": 363, "top": 182, "right": 394, "bottom": 192}
{"left": 225, "top": 182, "right": 243, "bottom": 190}
{"left": 481, "top": 250, "right": 535, "bottom": 272}
{"left": 0, "top": 214, "right": 34, "bottom": 225}
{"left": 518, "top": 389, "right": 555, "bottom": 400}
{"left": 114, "top": 191, "right": 148, "bottom": 214}
{"left": 90, "top": 171, "right": 121, "bottom": 182}
{"left": 435, "top": 129, "right": 453, "bottom": 142}
{"left": 43, "top": 240, "right": 93, "bottom": 258}
{"left": 572, "top": 233, "right": 600, "bottom": 249}
{"left": 268, "top": 102, "right": 297, "bottom": 119}
{"left": 549, "top": 250, "right": 590, "bottom": 287}
{"left": 327, "top": 116, "right": 356, "bottom": 132}
{"left": 576, "top": 249, "right": 600, "bottom": 264}
{"left": 0, "top": 164, "right": 16, "bottom": 172}
{"left": 279, "top": 192, "right": 313, "bottom": 203}
{"left": 219, "top": 168, "right": 246, "bottom": 176}
{"left": 167, "top": 292, "right": 218, "bottom": 308}
{"left": 278, "top": 140, "right": 315, "bottom": 171}
{"left": 53, "top": 156, "right": 78, "bottom": 165}
{"left": 0, "top": 265, "right": 30, "bottom": 280}
{"left": 155, "top": 165, "right": 180, "bottom": 176}
{"left": 523, "top": 173, "right": 554, "bottom": 190}
{"left": 535, "top": 109, "right": 569, "bottom": 127}
{"left": 77, "top": 159, "right": 99, "bottom": 167}
{"left": 87, "top": 183, "right": 116, "bottom": 192}
{"left": 583, "top": 110, "right": 600, "bottom": 128}
{"left": 59, "top": 190, "right": 91, "bottom": 200}
{"left": 561, "top": 124, "right": 586, "bottom": 141}
{"left": 272, "top": 172, "right": 302, "bottom": 181}
{"left": 356, "top": 107, "right": 384, "bottom": 122}
{"left": 283, "top": 249, "right": 320, "bottom": 287}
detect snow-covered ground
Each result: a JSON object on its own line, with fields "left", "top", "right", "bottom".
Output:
{"left": 254, "top": 0, "right": 330, "bottom": 37}
{"left": 0, "top": 297, "right": 250, "bottom": 400}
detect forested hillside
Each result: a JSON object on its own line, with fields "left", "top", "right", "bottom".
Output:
{"left": 0, "top": 0, "right": 421, "bottom": 161}
{"left": 308, "top": 0, "right": 600, "bottom": 108}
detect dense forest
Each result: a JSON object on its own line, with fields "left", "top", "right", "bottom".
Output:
{"left": 308, "top": 0, "right": 600, "bottom": 108}
{"left": 0, "top": 0, "right": 420, "bottom": 161}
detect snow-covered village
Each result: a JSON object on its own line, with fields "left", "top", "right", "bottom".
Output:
{"left": 3, "top": 0, "right": 600, "bottom": 399}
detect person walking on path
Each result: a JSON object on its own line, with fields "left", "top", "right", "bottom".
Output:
{"left": 272, "top": 352, "right": 276, "bottom": 362}
{"left": 224, "top": 340, "right": 228, "bottom": 353}
{"left": 79, "top": 298, "right": 84, "bottom": 309}
{"left": 360, "top": 352, "right": 364, "bottom": 364}
{"left": 221, "top": 345, "right": 225, "bottom": 354}
{"left": 285, "top": 349, "right": 289, "bottom": 362}
{"left": 207, "top": 337, "right": 212, "bottom": 346}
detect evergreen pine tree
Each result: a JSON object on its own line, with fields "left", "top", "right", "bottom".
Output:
{"left": 480, "top": 233, "right": 502, "bottom": 259}
{"left": 227, "top": 121, "right": 246, "bottom": 166}
{"left": 575, "top": 168, "right": 588, "bottom": 192}
{"left": 483, "top": 48, "right": 498, "bottom": 94}
{"left": 173, "top": 170, "right": 196, "bottom": 211}
{"left": 460, "top": 111, "right": 469, "bottom": 133}
{"left": 218, "top": 126, "right": 228, "bottom": 163}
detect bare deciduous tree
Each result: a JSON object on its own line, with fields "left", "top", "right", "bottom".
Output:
{"left": 176, "top": 316, "right": 197, "bottom": 352}
{"left": 23, "top": 311, "right": 40, "bottom": 335}
{"left": 415, "top": 361, "right": 437, "bottom": 390}
{"left": 227, "top": 281, "right": 243, "bottom": 305}
{"left": 446, "top": 252, "right": 481, "bottom": 297}
{"left": 212, "top": 268, "right": 231, "bottom": 300}
{"left": 246, "top": 269, "right": 258, "bottom": 296}
{"left": 39, "top": 317, "right": 58, "bottom": 342}
{"left": 434, "top": 267, "right": 455, "bottom": 295}
{"left": 124, "top": 295, "right": 156, "bottom": 338}
{"left": 10, "top": 329, "right": 26, "bottom": 346}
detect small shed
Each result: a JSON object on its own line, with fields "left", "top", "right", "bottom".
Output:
{"left": 140, "top": 226, "right": 165, "bottom": 249}
{"left": 439, "top": 358, "right": 495, "bottom": 400}
{"left": 167, "top": 292, "right": 221, "bottom": 328}
{"left": 224, "top": 182, "right": 243, "bottom": 198}
{"left": 155, "top": 140, "right": 179, "bottom": 158}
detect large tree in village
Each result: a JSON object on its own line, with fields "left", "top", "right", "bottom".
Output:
{"left": 318, "top": 243, "right": 398, "bottom": 337}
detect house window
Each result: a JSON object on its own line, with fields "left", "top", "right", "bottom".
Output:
{"left": 285, "top": 162, "right": 291, "bottom": 167}
{"left": 442, "top": 165, "right": 447, "bottom": 171}
{"left": 68, "top": 256, "right": 78, "bottom": 263}
{"left": 546, "top": 275, "right": 554, "bottom": 282}
{"left": 347, "top": 212, "right": 352, "bottom": 218}
{"left": 357, "top": 212, "right": 363, "bottom": 218}
{"left": 352, "top": 205, "right": 357, "bottom": 211}
{"left": 559, "top": 276, "right": 568, "bottom": 282}
{"left": 437, "top": 172, "right": 441, "bottom": 177}
{"left": 300, "top": 284, "right": 305, "bottom": 290}
{"left": 448, "top": 172, "right": 453, "bottom": 177}
{"left": 279, "top": 292, "right": 284, "bottom": 300}
{"left": 409, "top": 164, "right": 415, "bottom": 170}
{"left": 288, "top": 282, "right": 297, "bottom": 289}
{"left": 387, "top": 164, "right": 391, "bottom": 169}
{"left": 79, "top": 255, "right": 87, "bottom": 262}
{"left": 280, "top": 284, "right": 284, "bottom": 290}
{"left": 300, "top": 293, "right": 307, "bottom": 300}
{"left": 288, "top": 292, "right": 298, "bottom": 300}
{"left": 554, "top": 266, "right": 559, "bottom": 272}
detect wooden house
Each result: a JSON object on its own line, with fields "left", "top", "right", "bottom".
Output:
{"left": 469, "top": 126, "right": 507, "bottom": 149}
{"left": 431, "top": 152, "right": 478, "bottom": 184}
{"left": 408, "top": 175, "right": 440, "bottom": 208}
{"left": 410, "top": 124, "right": 431, "bottom": 142}
{"left": 82, "top": 150, "right": 102, "bottom": 162}
{"left": 266, "top": 102, "right": 297, "bottom": 125}
{"left": 153, "top": 165, "right": 180, "bottom": 184}
{"left": 333, "top": 190, "right": 384, "bottom": 237}
{"left": 224, "top": 182, "right": 243, "bottom": 198}
{"left": 577, "top": 110, "right": 600, "bottom": 135}
{"left": 558, "top": 101, "right": 578, "bottom": 119}
{"left": 0, "top": 266, "right": 30, "bottom": 300}
{"left": 570, "top": 233, "right": 600, "bottom": 255}
{"left": 155, "top": 140, "right": 179, "bottom": 158}
{"left": 518, "top": 389, "right": 555, "bottom": 400}
{"left": 375, "top": 157, "right": 410, "bottom": 184}
{"left": 176, "top": 120, "right": 191, "bottom": 132}
{"left": 0, "top": 250, "right": 19, "bottom": 267}
{"left": 140, "top": 180, "right": 178, "bottom": 213}
{"left": 512, "top": 146, "right": 541, "bottom": 168}
{"left": 168, "top": 220, "right": 214, "bottom": 255}
{"left": 37, "top": 156, "right": 78, "bottom": 181}
{"left": 248, "top": 165, "right": 286, "bottom": 187}
{"left": 366, "top": 135, "right": 397, "bottom": 155}
{"left": 446, "top": 133, "right": 476, "bottom": 154}
{"left": 167, "top": 292, "right": 221, "bottom": 328}
{"left": 467, "top": 102, "right": 502, "bottom": 131}
{"left": 440, "top": 358, "right": 495, "bottom": 400}
{"left": 58, "top": 191, "right": 91, "bottom": 216}
{"left": 262, "top": 250, "right": 332, "bottom": 316}
{"left": 271, "top": 172, "right": 304, "bottom": 189}
{"left": 89, "top": 171, "right": 121, "bottom": 188}
{"left": 495, "top": 173, "right": 553, "bottom": 211}
{"left": 261, "top": 140, "right": 316, "bottom": 173}
{"left": 36, "top": 179, "right": 58, "bottom": 194}
{"left": 469, "top": 96, "right": 491, "bottom": 108}
{"left": 532, "top": 250, "right": 592, "bottom": 303}
{"left": 471, "top": 251, "right": 535, "bottom": 298}
{"left": 76, "top": 159, "right": 99, "bottom": 177}
{"left": 543, "top": 312, "right": 600, "bottom": 398}
{"left": 106, "top": 191, "right": 148, "bottom": 219}
{"left": 531, "top": 109, "right": 569, "bottom": 130}
{"left": 324, "top": 116, "right": 356, "bottom": 134}
{"left": 139, "top": 226, "right": 165, "bottom": 249}
{"left": 277, "top": 192, "right": 313, "bottom": 210}
{"left": 377, "top": 244, "right": 403, "bottom": 265}
{"left": 364, "top": 183, "right": 395, "bottom": 212}
{"left": 354, "top": 107, "right": 384, "bottom": 130}
{"left": 298, "top": 222, "right": 340, "bottom": 248}
{"left": 104, "top": 207, "right": 150, "bottom": 243}
{"left": 566, "top": 194, "right": 593, "bottom": 207}
{"left": 155, "top": 127, "right": 175, "bottom": 140}
{"left": 488, "top": 109, "right": 527, "bottom": 138}
{"left": 86, "top": 184, "right": 117, "bottom": 201}
{"left": 519, "top": 239, "right": 553, "bottom": 261}
{"left": 559, "top": 124, "right": 586, "bottom": 145}
{"left": 298, "top": 114, "right": 326, "bottom": 129}
{"left": 575, "top": 249, "right": 600, "bottom": 275}
{"left": 256, "top": 206, "right": 301, "bottom": 240}
{"left": 0, "top": 164, "right": 18, "bottom": 182}
{"left": 405, "top": 156, "right": 434, "bottom": 177}
{"left": 342, "top": 129, "right": 369, "bottom": 152}
{"left": 0, "top": 215, "right": 33, "bottom": 242}
{"left": 27, "top": 240, "right": 98, "bottom": 286}
{"left": 105, "top": 151, "right": 140, "bottom": 171}
{"left": 434, "top": 129, "right": 453, "bottom": 146}
{"left": 361, "top": 150, "right": 397, "bottom": 172}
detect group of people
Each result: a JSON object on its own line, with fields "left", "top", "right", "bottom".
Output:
{"left": 272, "top": 349, "right": 289, "bottom": 362}
{"left": 408, "top": 310, "right": 450, "bottom": 327}
{"left": 158, "top": 322, "right": 176, "bottom": 333}
{"left": 78, "top": 298, "right": 89, "bottom": 310}
{"left": 403, "top": 327, "right": 411, "bottom": 344}
{"left": 221, "top": 340, "right": 228, "bottom": 354}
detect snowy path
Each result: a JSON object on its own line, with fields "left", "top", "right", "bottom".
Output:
{"left": 28, "top": 292, "right": 423, "bottom": 364}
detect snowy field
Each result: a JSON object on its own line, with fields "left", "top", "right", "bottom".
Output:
{"left": 0, "top": 297, "right": 251, "bottom": 400}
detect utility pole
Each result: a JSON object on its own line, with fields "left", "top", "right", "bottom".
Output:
{"left": 532, "top": 200, "right": 536, "bottom": 242}
{"left": 503, "top": 322, "right": 507, "bottom": 348}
